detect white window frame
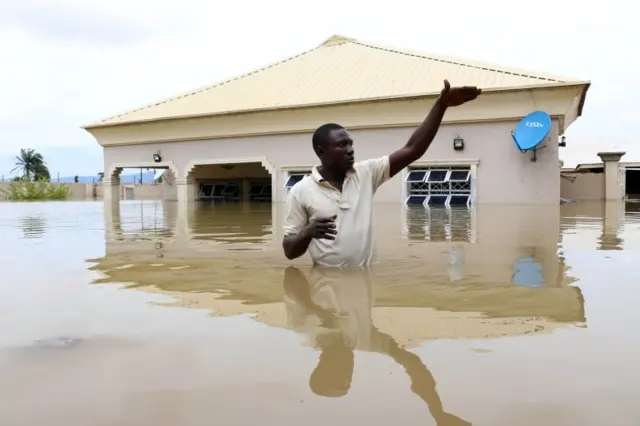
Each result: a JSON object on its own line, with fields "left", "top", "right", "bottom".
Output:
{"left": 425, "top": 169, "right": 450, "bottom": 183}
{"left": 247, "top": 181, "right": 272, "bottom": 201}
{"left": 283, "top": 172, "right": 308, "bottom": 189}
{"left": 405, "top": 169, "right": 429, "bottom": 183}
{"left": 425, "top": 194, "right": 449, "bottom": 206}
{"left": 446, "top": 170, "right": 471, "bottom": 183}
{"left": 198, "top": 182, "right": 228, "bottom": 199}
{"left": 280, "top": 165, "right": 313, "bottom": 192}
{"left": 248, "top": 183, "right": 267, "bottom": 196}
{"left": 401, "top": 159, "right": 479, "bottom": 204}
{"left": 446, "top": 194, "right": 472, "bottom": 207}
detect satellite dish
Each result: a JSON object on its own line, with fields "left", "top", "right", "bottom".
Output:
{"left": 511, "top": 111, "right": 552, "bottom": 162}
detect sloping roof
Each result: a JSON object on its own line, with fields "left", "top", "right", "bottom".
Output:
{"left": 87, "top": 34, "right": 587, "bottom": 128}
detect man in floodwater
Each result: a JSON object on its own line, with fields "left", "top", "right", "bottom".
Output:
{"left": 282, "top": 80, "right": 481, "bottom": 267}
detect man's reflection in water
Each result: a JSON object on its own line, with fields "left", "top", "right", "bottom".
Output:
{"left": 283, "top": 266, "right": 471, "bottom": 426}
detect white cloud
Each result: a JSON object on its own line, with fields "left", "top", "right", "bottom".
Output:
{"left": 0, "top": 0, "right": 638, "bottom": 173}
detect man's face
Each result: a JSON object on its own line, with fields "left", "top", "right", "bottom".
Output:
{"left": 319, "top": 128, "right": 355, "bottom": 171}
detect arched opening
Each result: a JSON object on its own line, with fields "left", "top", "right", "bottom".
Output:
{"left": 104, "top": 163, "right": 178, "bottom": 201}
{"left": 186, "top": 160, "right": 274, "bottom": 203}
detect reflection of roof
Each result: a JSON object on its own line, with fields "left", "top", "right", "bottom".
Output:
{"left": 88, "top": 255, "right": 586, "bottom": 347}
{"left": 139, "top": 286, "right": 570, "bottom": 348}
{"left": 85, "top": 34, "right": 588, "bottom": 128}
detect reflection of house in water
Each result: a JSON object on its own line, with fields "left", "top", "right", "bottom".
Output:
{"left": 404, "top": 206, "right": 473, "bottom": 242}
{"left": 92, "top": 201, "right": 586, "bottom": 347}
{"left": 512, "top": 255, "right": 544, "bottom": 287}
{"left": 560, "top": 201, "right": 625, "bottom": 250}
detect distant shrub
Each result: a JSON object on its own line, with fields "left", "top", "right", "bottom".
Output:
{"left": 1, "top": 179, "right": 70, "bottom": 201}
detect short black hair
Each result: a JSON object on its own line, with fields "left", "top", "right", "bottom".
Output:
{"left": 312, "top": 123, "right": 344, "bottom": 152}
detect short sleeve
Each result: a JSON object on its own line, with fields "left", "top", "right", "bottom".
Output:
{"left": 283, "top": 190, "right": 308, "bottom": 236}
{"left": 362, "top": 155, "right": 390, "bottom": 191}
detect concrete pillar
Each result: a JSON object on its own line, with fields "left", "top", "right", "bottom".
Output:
{"left": 242, "top": 178, "right": 251, "bottom": 202}
{"left": 103, "top": 176, "right": 121, "bottom": 203}
{"left": 176, "top": 177, "right": 196, "bottom": 204}
{"left": 597, "top": 151, "right": 626, "bottom": 201}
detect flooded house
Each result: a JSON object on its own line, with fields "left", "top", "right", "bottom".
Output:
{"left": 83, "top": 35, "right": 590, "bottom": 206}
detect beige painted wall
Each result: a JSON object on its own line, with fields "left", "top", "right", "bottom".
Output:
{"left": 0, "top": 182, "right": 163, "bottom": 200}
{"left": 96, "top": 183, "right": 164, "bottom": 200}
{"left": 560, "top": 173, "right": 605, "bottom": 201}
{"left": 103, "top": 120, "right": 561, "bottom": 205}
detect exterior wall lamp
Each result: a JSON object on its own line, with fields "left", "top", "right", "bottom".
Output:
{"left": 153, "top": 151, "right": 162, "bottom": 162}
{"left": 559, "top": 135, "right": 566, "bottom": 147}
{"left": 453, "top": 135, "right": 464, "bottom": 151}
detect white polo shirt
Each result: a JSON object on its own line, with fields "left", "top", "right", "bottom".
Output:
{"left": 283, "top": 156, "right": 391, "bottom": 267}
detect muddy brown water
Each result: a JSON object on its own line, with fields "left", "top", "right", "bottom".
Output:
{"left": 1, "top": 200, "right": 639, "bottom": 425}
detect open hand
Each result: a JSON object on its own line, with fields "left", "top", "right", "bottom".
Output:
{"left": 439, "top": 79, "right": 482, "bottom": 107}
{"left": 302, "top": 216, "right": 337, "bottom": 240}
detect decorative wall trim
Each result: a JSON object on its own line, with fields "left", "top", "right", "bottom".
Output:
{"left": 410, "top": 159, "right": 480, "bottom": 167}
{"left": 184, "top": 156, "right": 276, "bottom": 177}
{"left": 280, "top": 164, "right": 316, "bottom": 171}
{"left": 106, "top": 161, "right": 180, "bottom": 180}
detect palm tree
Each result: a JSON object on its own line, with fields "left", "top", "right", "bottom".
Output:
{"left": 12, "top": 149, "right": 48, "bottom": 181}
{"left": 97, "top": 172, "right": 104, "bottom": 182}
{"left": 33, "top": 162, "right": 50, "bottom": 181}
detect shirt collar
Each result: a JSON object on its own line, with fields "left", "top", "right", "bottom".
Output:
{"left": 311, "top": 165, "right": 356, "bottom": 184}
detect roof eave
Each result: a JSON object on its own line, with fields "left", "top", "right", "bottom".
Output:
{"left": 576, "top": 81, "right": 591, "bottom": 117}
{"left": 82, "top": 80, "right": 591, "bottom": 130}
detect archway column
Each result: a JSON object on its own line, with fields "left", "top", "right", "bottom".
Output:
{"left": 176, "top": 177, "right": 196, "bottom": 204}
{"left": 103, "top": 176, "right": 121, "bottom": 203}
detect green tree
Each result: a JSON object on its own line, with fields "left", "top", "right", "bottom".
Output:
{"left": 33, "top": 162, "right": 50, "bottom": 181}
{"left": 97, "top": 172, "right": 104, "bottom": 182}
{"left": 74, "top": 175, "right": 79, "bottom": 183}
{"left": 11, "top": 149, "right": 50, "bottom": 181}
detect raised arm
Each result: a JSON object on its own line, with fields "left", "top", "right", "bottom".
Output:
{"left": 389, "top": 80, "right": 481, "bottom": 177}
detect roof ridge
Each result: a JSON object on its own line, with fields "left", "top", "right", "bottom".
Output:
{"left": 86, "top": 34, "right": 586, "bottom": 128}
{"left": 351, "top": 40, "right": 569, "bottom": 83}
{"left": 94, "top": 44, "right": 322, "bottom": 125}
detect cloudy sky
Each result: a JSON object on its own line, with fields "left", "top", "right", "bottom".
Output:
{"left": 0, "top": 0, "right": 637, "bottom": 178}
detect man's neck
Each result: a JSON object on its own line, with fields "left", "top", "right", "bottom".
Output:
{"left": 317, "top": 165, "right": 347, "bottom": 183}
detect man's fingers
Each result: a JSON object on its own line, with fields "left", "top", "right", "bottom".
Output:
{"left": 443, "top": 79, "right": 450, "bottom": 91}
{"left": 316, "top": 223, "right": 336, "bottom": 230}
{"left": 320, "top": 225, "right": 337, "bottom": 233}
{"left": 316, "top": 217, "right": 336, "bottom": 223}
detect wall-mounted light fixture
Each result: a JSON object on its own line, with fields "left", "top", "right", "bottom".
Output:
{"left": 559, "top": 135, "right": 566, "bottom": 147}
{"left": 153, "top": 151, "right": 162, "bottom": 162}
{"left": 453, "top": 135, "right": 464, "bottom": 151}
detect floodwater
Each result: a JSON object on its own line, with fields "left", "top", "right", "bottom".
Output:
{"left": 1, "top": 200, "right": 639, "bottom": 426}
